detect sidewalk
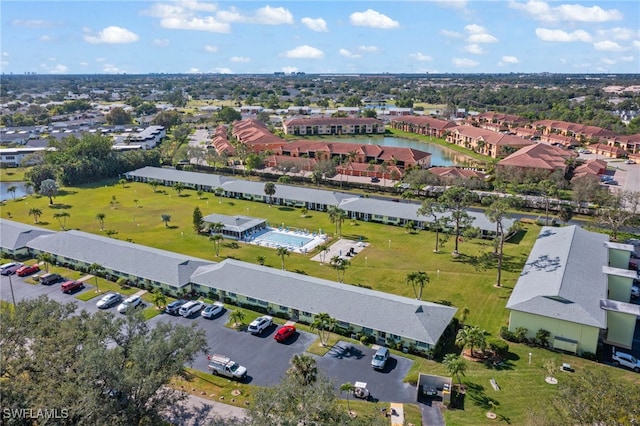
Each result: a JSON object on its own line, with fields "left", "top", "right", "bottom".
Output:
{"left": 164, "top": 393, "right": 248, "bottom": 426}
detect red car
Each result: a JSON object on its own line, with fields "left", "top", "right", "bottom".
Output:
{"left": 274, "top": 325, "right": 296, "bottom": 343}
{"left": 61, "top": 280, "right": 84, "bottom": 294}
{"left": 16, "top": 264, "right": 40, "bottom": 277}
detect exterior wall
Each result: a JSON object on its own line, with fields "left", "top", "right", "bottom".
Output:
{"left": 608, "top": 248, "right": 631, "bottom": 269}
{"left": 606, "top": 311, "right": 636, "bottom": 349}
{"left": 509, "top": 310, "right": 599, "bottom": 354}
{"left": 607, "top": 274, "right": 634, "bottom": 303}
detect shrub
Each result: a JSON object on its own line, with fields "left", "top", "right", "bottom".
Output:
{"left": 500, "top": 326, "right": 517, "bottom": 342}
{"left": 581, "top": 351, "right": 597, "bottom": 361}
{"left": 488, "top": 338, "right": 509, "bottom": 358}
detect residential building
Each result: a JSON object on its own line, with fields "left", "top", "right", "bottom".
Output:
{"left": 497, "top": 143, "right": 577, "bottom": 174}
{"left": 283, "top": 117, "right": 385, "bottom": 136}
{"left": 389, "top": 116, "right": 457, "bottom": 139}
{"left": 446, "top": 125, "right": 534, "bottom": 158}
{"left": 531, "top": 120, "right": 617, "bottom": 144}
{"left": 506, "top": 226, "right": 639, "bottom": 355}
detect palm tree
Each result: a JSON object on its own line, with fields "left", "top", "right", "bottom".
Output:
{"left": 149, "top": 180, "right": 159, "bottom": 193}
{"left": 311, "top": 312, "right": 336, "bottom": 346}
{"left": 443, "top": 353, "right": 467, "bottom": 387}
{"left": 460, "top": 306, "right": 470, "bottom": 326}
{"left": 229, "top": 310, "right": 245, "bottom": 328}
{"left": 256, "top": 255, "right": 265, "bottom": 266}
{"left": 210, "top": 234, "right": 223, "bottom": 257}
{"left": 340, "top": 382, "right": 356, "bottom": 414}
{"left": 485, "top": 197, "right": 513, "bottom": 287}
{"left": 329, "top": 256, "right": 349, "bottom": 283}
{"left": 7, "top": 185, "right": 17, "bottom": 200}
{"left": 53, "top": 211, "right": 70, "bottom": 230}
{"left": 264, "top": 182, "right": 276, "bottom": 206}
{"left": 118, "top": 178, "right": 127, "bottom": 188}
{"left": 96, "top": 213, "right": 106, "bottom": 231}
{"left": 317, "top": 244, "right": 329, "bottom": 264}
{"left": 276, "top": 247, "right": 289, "bottom": 270}
{"left": 196, "top": 189, "right": 204, "bottom": 200}
{"left": 88, "top": 263, "right": 103, "bottom": 293}
{"left": 161, "top": 214, "right": 171, "bottom": 227}
{"left": 39, "top": 179, "right": 58, "bottom": 205}
{"left": 287, "top": 353, "right": 318, "bottom": 386}
{"left": 152, "top": 288, "right": 167, "bottom": 309}
{"left": 37, "top": 252, "right": 54, "bottom": 272}
{"left": 174, "top": 182, "right": 185, "bottom": 196}
{"left": 209, "top": 222, "right": 224, "bottom": 235}
{"left": 405, "top": 271, "right": 429, "bottom": 300}
{"left": 28, "top": 207, "right": 42, "bottom": 223}
{"left": 455, "top": 325, "right": 486, "bottom": 358}
{"left": 327, "top": 205, "right": 347, "bottom": 237}
{"left": 24, "top": 181, "right": 34, "bottom": 195}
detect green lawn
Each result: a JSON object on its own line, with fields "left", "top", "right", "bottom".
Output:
{"left": 3, "top": 178, "right": 636, "bottom": 424}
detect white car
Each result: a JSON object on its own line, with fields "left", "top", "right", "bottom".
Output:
{"left": 179, "top": 300, "right": 204, "bottom": 317}
{"left": 248, "top": 315, "right": 273, "bottom": 334}
{"left": 625, "top": 159, "right": 636, "bottom": 164}
{"left": 117, "top": 295, "right": 143, "bottom": 313}
{"left": 96, "top": 293, "right": 123, "bottom": 309}
{"left": 201, "top": 302, "right": 225, "bottom": 319}
{"left": 631, "top": 285, "right": 640, "bottom": 299}
{"left": 612, "top": 351, "right": 640, "bottom": 372}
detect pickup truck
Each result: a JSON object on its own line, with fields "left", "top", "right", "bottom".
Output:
{"left": 612, "top": 351, "right": 640, "bottom": 372}
{"left": 207, "top": 354, "right": 247, "bottom": 380}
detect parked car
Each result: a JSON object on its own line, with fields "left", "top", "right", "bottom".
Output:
{"left": 201, "top": 301, "right": 225, "bottom": 319}
{"left": 39, "top": 273, "right": 63, "bottom": 285}
{"left": 604, "top": 180, "right": 619, "bottom": 186}
{"left": 625, "top": 159, "right": 636, "bottom": 164}
{"left": 96, "top": 293, "right": 123, "bottom": 309}
{"left": 61, "top": 280, "right": 85, "bottom": 294}
{"left": 600, "top": 175, "right": 613, "bottom": 182}
{"left": 612, "top": 350, "right": 640, "bottom": 372}
{"left": 207, "top": 354, "right": 247, "bottom": 380}
{"left": 370, "top": 176, "right": 380, "bottom": 183}
{"left": 16, "top": 263, "right": 40, "bottom": 277}
{"left": 179, "top": 300, "right": 204, "bottom": 317}
{"left": 0, "top": 262, "right": 23, "bottom": 276}
{"left": 371, "top": 347, "right": 390, "bottom": 370}
{"left": 117, "top": 295, "right": 143, "bottom": 313}
{"left": 274, "top": 325, "right": 296, "bottom": 342}
{"left": 248, "top": 315, "right": 273, "bottom": 334}
{"left": 631, "top": 285, "right": 639, "bottom": 299}
{"left": 165, "top": 299, "right": 187, "bottom": 315}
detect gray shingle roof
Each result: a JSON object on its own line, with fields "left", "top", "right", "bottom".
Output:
{"left": 0, "top": 219, "right": 55, "bottom": 250}
{"left": 191, "top": 259, "right": 457, "bottom": 344}
{"left": 202, "top": 214, "right": 266, "bottom": 233}
{"left": 26, "top": 230, "right": 214, "bottom": 288}
{"left": 221, "top": 179, "right": 354, "bottom": 206}
{"left": 506, "top": 226, "right": 608, "bottom": 328}
{"left": 125, "top": 166, "right": 233, "bottom": 189}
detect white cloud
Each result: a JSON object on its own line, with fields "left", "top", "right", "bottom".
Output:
{"left": 620, "top": 56, "right": 634, "bottom": 62}
{"left": 452, "top": 58, "right": 479, "bottom": 68}
{"left": 464, "top": 44, "right": 486, "bottom": 54}
{"left": 95, "top": 57, "right": 106, "bottom": 63}
{"left": 596, "top": 28, "right": 638, "bottom": 41}
{"left": 339, "top": 49, "right": 361, "bottom": 59}
{"left": 230, "top": 56, "right": 250, "bottom": 63}
{"left": 501, "top": 55, "right": 520, "bottom": 64}
{"left": 1, "top": 52, "right": 8, "bottom": 68}
{"left": 254, "top": 6, "right": 293, "bottom": 25}
{"left": 433, "top": 0, "right": 468, "bottom": 10}
{"left": 634, "top": 41, "right": 640, "bottom": 49}
{"left": 602, "top": 58, "right": 616, "bottom": 65}
{"left": 409, "top": 53, "right": 432, "bottom": 61}
{"left": 535, "top": 28, "right": 591, "bottom": 42}
{"left": 154, "top": 39, "right": 170, "bottom": 47}
{"left": 103, "top": 64, "right": 122, "bottom": 73}
{"left": 40, "top": 35, "right": 53, "bottom": 42}
{"left": 48, "top": 64, "right": 69, "bottom": 74}
{"left": 350, "top": 9, "right": 399, "bottom": 29}
{"left": 11, "top": 19, "right": 57, "bottom": 28}
{"left": 509, "top": 0, "right": 622, "bottom": 23}
{"left": 464, "top": 24, "right": 485, "bottom": 34}
{"left": 301, "top": 17, "right": 327, "bottom": 32}
{"left": 79, "top": 61, "right": 89, "bottom": 67}
{"left": 281, "top": 66, "right": 298, "bottom": 74}
{"left": 84, "top": 26, "right": 139, "bottom": 44}
{"left": 187, "top": 67, "right": 201, "bottom": 73}
{"left": 593, "top": 40, "right": 623, "bottom": 52}
{"left": 464, "top": 24, "right": 498, "bottom": 43}
{"left": 160, "top": 17, "right": 230, "bottom": 33}
{"left": 358, "top": 45, "right": 379, "bottom": 53}
{"left": 212, "top": 67, "right": 233, "bottom": 74}
{"left": 203, "top": 44, "right": 218, "bottom": 53}
{"left": 440, "top": 29, "right": 463, "bottom": 39}
{"left": 281, "top": 45, "right": 324, "bottom": 59}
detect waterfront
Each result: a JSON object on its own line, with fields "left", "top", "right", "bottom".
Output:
{"left": 0, "top": 182, "right": 28, "bottom": 202}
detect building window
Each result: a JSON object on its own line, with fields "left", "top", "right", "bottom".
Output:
{"left": 302, "top": 311, "right": 311, "bottom": 317}
{"left": 279, "top": 305, "right": 288, "bottom": 311}
{"left": 228, "top": 292, "right": 237, "bottom": 298}
{"left": 246, "top": 297, "right": 256, "bottom": 303}
{"left": 363, "top": 327, "right": 373, "bottom": 335}
{"left": 258, "top": 300, "right": 268, "bottom": 306}
{"left": 417, "top": 341, "right": 427, "bottom": 348}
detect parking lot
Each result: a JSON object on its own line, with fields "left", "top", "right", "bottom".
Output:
{"left": 0, "top": 272, "right": 416, "bottom": 401}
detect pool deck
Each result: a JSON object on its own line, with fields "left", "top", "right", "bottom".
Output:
{"left": 309, "top": 238, "right": 368, "bottom": 263}
{"left": 247, "top": 228, "right": 327, "bottom": 254}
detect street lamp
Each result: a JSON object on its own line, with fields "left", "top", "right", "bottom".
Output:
{"left": 8, "top": 273, "right": 17, "bottom": 307}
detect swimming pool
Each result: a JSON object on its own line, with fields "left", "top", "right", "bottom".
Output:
{"left": 254, "top": 230, "right": 313, "bottom": 248}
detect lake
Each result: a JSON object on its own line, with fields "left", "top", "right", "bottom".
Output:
{"left": 0, "top": 182, "right": 29, "bottom": 202}
{"left": 314, "top": 135, "right": 469, "bottom": 167}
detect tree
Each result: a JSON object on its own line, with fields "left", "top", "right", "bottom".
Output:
{"left": 340, "top": 382, "right": 356, "bottom": 414}
{"left": 317, "top": 244, "right": 329, "bottom": 264}
{"left": 485, "top": 197, "right": 513, "bottom": 287}
{"left": 438, "top": 187, "right": 475, "bottom": 255}
{"left": 88, "top": 263, "right": 103, "bottom": 293}
{"left": 53, "top": 211, "right": 70, "bottom": 230}
{"left": 152, "top": 288, "right": 167, "bottom": 309}
{"left": 29, "top": 207, "right": 42, "bottom": 223}
{"left": 405, "top": 270, "right": 429, "bottom": 300}
{"left": 537, "top": 180, "right": 559, "bottom": 226}
{"left": 596, "top": 190, "right": 640, "bottom": 240}
{"left": 287, "top": 353, "right": 318, "bottom": 386}
{"left": 442, "top": 353, "right": 467, "bottom": 386}
{"left": 37, "top": 252, "right": 54, "bottom": 272}
{"left": 558, "top": 205, "right": 573, "bottom": 224}
{"left": 256, "top": 255, "right": 265, "bottom": 266}
{"left": 229, "top": 309, "right": 245, "bottom": 327}
{"left": 0, "top": 296, "right": 207, "bottom": 426}
{"left": 192, "top": 207, "right": 203, "bottom": 233}
{"left": 149, "top": 180, "right": 160, "bottom": 193}
{"left": 459, "top": 306, "right": 470, "bottom": 326}
{"left": 276, "top": 247, "right": 289, "bottom": 270}
{"left": 161, "top": 214, "right": 172, "bottom": 228}
{"left": 327, "top": 205, "right": 347, "bottom": 237}
{"left": 7, "top": 185, "right": 17, "bottom": 200}
{"left": 329, "top": 256, "right": 350, "bottom": 283}
{"left": 217, "top": 106, "right": 241, "bottom": 123}
{"left": 105, "top": 106, "right": 132, "bottom": 125}
{"left": 39, "top": 178, "right": 59, "bottom": 204}
{"left": 118, "top": 178, "right": 127, "bottom": 188}
{"left": 310, "top": 312, "right": 336, "bottom": 347}
{"left": 96, "top": 212, "right": 106, "bottom": 231}
{"left": 174, "top": 182, "right": 185, "bottom": 196}
{"left": 210, "top": 234, "right": 223, "bottom": 257}
{"left": 455, "top": 325, "right": 486, "bottom": 358}
{"left": 264, "top": 182, "right": 276, "bottom": 206}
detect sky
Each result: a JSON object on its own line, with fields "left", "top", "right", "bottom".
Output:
{"left": 1, "top": 0, "right": 639, "bottom": 75}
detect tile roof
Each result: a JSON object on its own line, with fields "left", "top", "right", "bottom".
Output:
{"left": 498, "top": 143, "right": 577, "bottom": 171}
{"left": 389, "top": 116, "right": 457, "bottom": 131}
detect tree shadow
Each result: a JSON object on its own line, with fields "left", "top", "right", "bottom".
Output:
{"left": 505, "top": 229, "right": 527, "bottom": 245}
{"left": 278, "top": 207, "right": 294, "bottom": 212}
{"left": 57, "top": 189, "right": 78, "bottom": 196}
{"left": 167, "top": 225, "right": 179, "bottom": 230}
{"left": 49, "top": 203, "right": 72, "bottom": 210}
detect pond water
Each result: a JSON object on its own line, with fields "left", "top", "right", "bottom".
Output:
{"left": 0, "top": 182, "right": 29, "bottom": 202}
{"left": 316, "top": 135, "right": 469, "bottom": 167}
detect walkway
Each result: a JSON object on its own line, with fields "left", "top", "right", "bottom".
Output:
{"left": 389, "top": 403, "right": 405, "bottom": 426}
{"left": 309, "top": 238, "right": 368, "bottom": 263}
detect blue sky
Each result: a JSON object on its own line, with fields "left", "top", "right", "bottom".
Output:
{"left": 2, "top": 1, "right": 639, "bottom": 75}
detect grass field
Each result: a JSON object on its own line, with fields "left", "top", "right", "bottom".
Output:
{"left": 2, "top": 177, "right": 638, "bottom": 424}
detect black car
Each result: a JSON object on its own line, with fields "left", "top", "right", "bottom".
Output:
{"left": 165, "top": 299, "right": 187, "bottom": 315}
{"left": 370, "top": 176, "right": 380, "bottom": 183}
